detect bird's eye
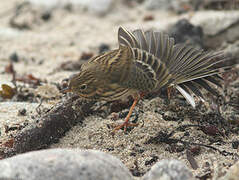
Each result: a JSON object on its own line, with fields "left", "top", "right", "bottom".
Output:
{"left": 79, "top": 84, "right": 87, "bottom": 90}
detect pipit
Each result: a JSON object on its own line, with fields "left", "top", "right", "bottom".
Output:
{"left": 63, "top": 27, "right": 231, "bottom": 132}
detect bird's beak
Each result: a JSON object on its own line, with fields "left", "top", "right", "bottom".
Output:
{"left": 60, "top": 87, "right": 72, "bottom": 93}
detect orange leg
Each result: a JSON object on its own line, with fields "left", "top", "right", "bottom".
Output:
{"left": 113, "top": 95, "right": 141, "bottom": 133}
{"left": 167, "top": 87, "right": 172, "bottom": 99}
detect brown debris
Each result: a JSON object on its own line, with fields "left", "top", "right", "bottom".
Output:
{"left": 80, "top": 52, "right": 94, "bottom": 60}
{"left": 1, "top": 138, "right": 15, "bottom": 149}
{"left": 4, "top": 63, "right": 45, "bottom": 86}
{"left": 186, "top": 149, "right": 199, "bottom": 170}
{"left": 190, "top": 146, "right": 201, "bottom": 156}
{"left": 0, "top": 84, "right": 16, "bottom": 99}
{"left": 143, "top": 15, "right": 154, "bottom": 21}
{"left": 4, "top": 63, "right": 15, "bottom": 74}
{"left": 15, "top": 74, "right": 45, "bottom": 86}
{"left": 200, "top": 125, "right": 220, "bottom": 136}
{"left": 60, "top": 60, "right": 83, "bottom": 71}
{"left": 4, "top": 123, "right": 25, "bottom": 134}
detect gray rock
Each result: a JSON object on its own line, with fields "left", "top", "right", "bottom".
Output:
{"left": 219, "top": 161, "right": 239, "bottom": 180}
{"left": 28, "top": 0, "right": 114, "bottom": 16}
{"left": 223, "top": 40, "right": 239, "bottom": 64}
{"left": 142, "top": 159, "right": 193, "bottom": 180}
{"left": 226, "top": 23, "right": 239, "bottom": 43}
{"left": 0, "top": 148, "right": 133, "bottom": 180}
{"left": 78, "top": 0, "right": 114, "bottom": 16}
{"left": 190, "top": 11, "right": 239, "bottom": 36}
{"left": 144, "top": 0, "right": 174, "bottom": 10}
{"left": 168, "top": 19, "right": 204, "bottom": 49}
{"left": 143, "top": 0, "right": 190, "bottom": 13}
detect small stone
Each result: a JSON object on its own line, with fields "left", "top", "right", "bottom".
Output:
{"left": 99, "top": 43, "right": 110, "bottom": 53}
{"left": 232, "top": 141, "right": 239, "bottom": 149}
{"left": 0, "top": 149, "right": 133, "bottom": 180}
{"left": 41, "top": 11, "right": 51, "bottom": 21}
{"left": 142, "top": 159, "right": 194, "bottom": 180}
{"left": 9, "top": 52, "right": 19, "bottom": 62}
{"left": 18, "top": 108, "right": 27, "bottom": 116}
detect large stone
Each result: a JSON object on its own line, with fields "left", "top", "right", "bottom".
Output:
{"left": 190, "top": 11, "right": 239, "bottom": 36}
{"left": 143, "top": 0, "right": 191, "bottom": 13}
{"left": 28, "top": 0, "right": 114, "bottom": 16}
{"left": 0, "top": 148, "right": 133, "bottom": 180}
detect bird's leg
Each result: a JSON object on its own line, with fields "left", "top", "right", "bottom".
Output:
{"left": 113, "top": 93, "right": 143, "bottom": 132}
{"left": 167, "top": 86, "right": 173, "bottom": 99}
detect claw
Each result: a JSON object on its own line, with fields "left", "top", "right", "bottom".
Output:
{"left": 112, "top": 94, "right": 142, "bottom": 133}
{"left": 113, "top": 121, "right": 138, "bottom": 133}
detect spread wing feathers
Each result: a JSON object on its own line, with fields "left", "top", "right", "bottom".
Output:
{"left": 118, "top": 27, "right": 175, "bottom": 66}
{"left": 118, "top": 27, "right": 229, "bottom": 106}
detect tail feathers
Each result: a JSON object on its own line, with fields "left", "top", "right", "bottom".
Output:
{"left": 175, "top": 85, "right": 196, "bottom": 108}
{"left": 175, "top": 74, "right": 223, "bottom": 107}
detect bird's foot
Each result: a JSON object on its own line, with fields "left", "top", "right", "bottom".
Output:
{"left": 112, "top": 121, "right": 138, "bottom": 133}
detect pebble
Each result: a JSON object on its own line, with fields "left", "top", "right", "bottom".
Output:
{"left": 18, "top": 108, "right": 27, "bottom": 116}
{"left": 231, "top": 141, "right": 239, "bottom": 149}
{"left": 41, "top": 11, "right": 52, "bottom": 21}
{"left": 9, "top": 52, "right": 19, "bottom": 62}
{"left": 99, "top": 43, "right": 110, "bottom": 53}
{"left": 142, "top": 159, "right": 194, "bottom": 180}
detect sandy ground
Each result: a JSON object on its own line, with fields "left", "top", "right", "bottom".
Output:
{"left": 1, "top": 0, "right": 239, "bottom": 179}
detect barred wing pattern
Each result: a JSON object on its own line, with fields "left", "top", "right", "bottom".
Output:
{"left": 118, "top": 27, "right": 229, "bottom": 107}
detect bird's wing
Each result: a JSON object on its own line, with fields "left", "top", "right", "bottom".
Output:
{"left": 118, "top": 27, "right": 232, "bottom": 107}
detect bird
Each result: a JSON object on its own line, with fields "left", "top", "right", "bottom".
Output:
{"left": 63, "top": 27, "right": 231, "bottom": 132}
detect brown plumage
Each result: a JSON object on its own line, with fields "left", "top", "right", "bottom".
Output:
{"left": 65, "top": 27, "right": 231, "bottom": 132}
